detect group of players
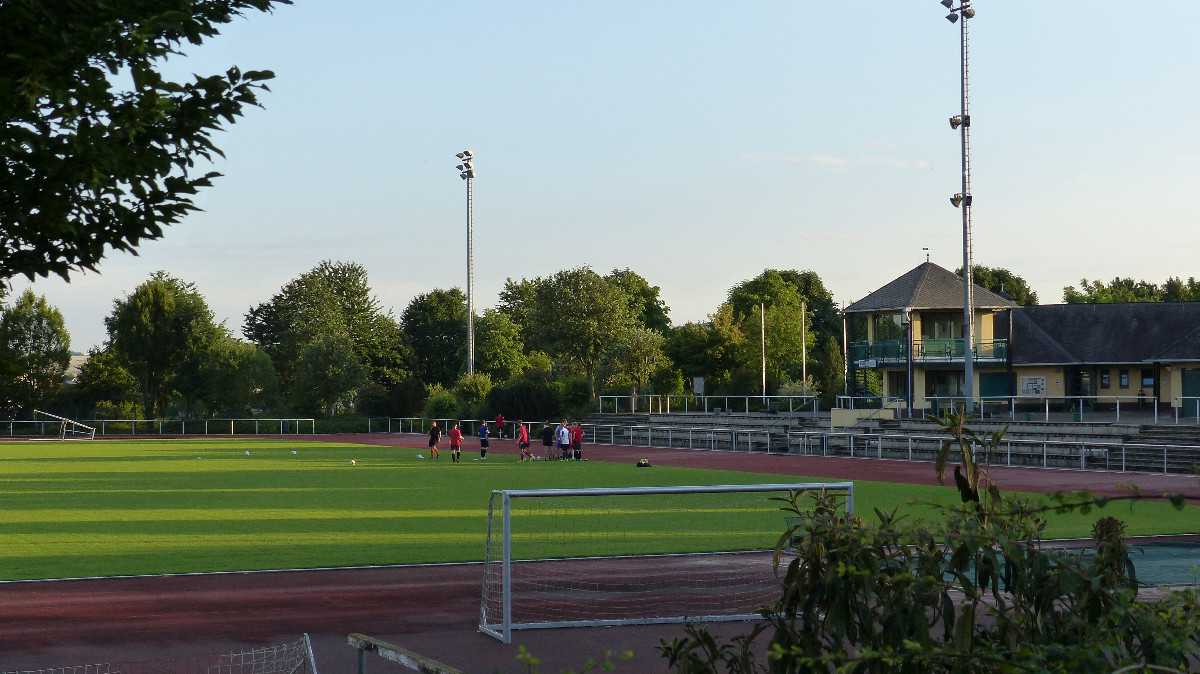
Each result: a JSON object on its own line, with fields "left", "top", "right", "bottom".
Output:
{"left": 422, "top": 416, "right": 586, "bottom": 463}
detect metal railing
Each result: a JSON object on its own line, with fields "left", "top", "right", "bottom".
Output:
{"left": 0, "top": 418, "right": 316, "bottom": 437}
{"left": 849, "top": 339, "right": 1008, "bottom": 363}
{"left": 597, "top": 394, "right": 819, "bottom": 415}
{"left": 836, "top": 395, "right": 904, "bottom": 410}
{"left": 585, "top": 423, "right": 1200, "bottom": 474}
{"left": 363, "top": 416, "right": 1200, "bottom": 474}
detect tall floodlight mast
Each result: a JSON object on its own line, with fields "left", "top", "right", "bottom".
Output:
{"left": 456, "top": 150, "right": 476, "bottom": 375}
{"left": 943, "top": 0, "right": 976, "bottom": 413}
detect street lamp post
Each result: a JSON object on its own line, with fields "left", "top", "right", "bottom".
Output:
{"left": 456, "top": 150, "right": 476, "bottom": 375}
{"left": 943, "top": 0, "right": 976, "bottom": 413}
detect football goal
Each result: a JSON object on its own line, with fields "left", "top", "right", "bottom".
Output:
{"left": 0, "top": 634, "right": 317, "bottom": 674}
{"left": 479, "top": 482, "right": 854, "bottom": 643}
{"left": 33, "top": 410, "right": 96, "bottom": 440}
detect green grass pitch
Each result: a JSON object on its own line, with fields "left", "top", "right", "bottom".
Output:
{"left": 0, "top": 438, "right": 1194, "bottom": 581}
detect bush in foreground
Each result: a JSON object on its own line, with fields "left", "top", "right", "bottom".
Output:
{"left": 658, "top": 411, "right": 1200, "bottom": 673}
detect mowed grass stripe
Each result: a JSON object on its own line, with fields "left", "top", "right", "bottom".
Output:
{"left": 0, "top": 438, "right": 1195, "bottom": 580}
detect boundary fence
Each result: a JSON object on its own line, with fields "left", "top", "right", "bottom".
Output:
{"left": 837, "top": 395, "right": 1200, "bottom": 425}
{"left": 597, "top": 394, "right": 818, "bottom": 415}
{"left": 0, "top": 418, "right": 316, "bottom": 438}
{"left": 584, "top": 423, "right": 1200, "bottom": 474}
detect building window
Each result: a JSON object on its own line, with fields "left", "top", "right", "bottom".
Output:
{"left": 920, "top": 312, "right": 961, "bottom": 340}
{"left": 1100, "top": 370, "right": 1110, "bottom": 389}
{"left": 1141, "top": 368, "right": 1154, "bottom": 388}
{"left": 872, "top": 313, "right": 904, "bottom": 341}
{"left": 1119, "top": 369, "right": 1129, "bottom": 389}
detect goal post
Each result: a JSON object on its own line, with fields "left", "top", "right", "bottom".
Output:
{"left": 479, "top": 482, "right": 854, "bottom": 643}
{"left": 33, "top": 409, "right": 96, "bottom": 440}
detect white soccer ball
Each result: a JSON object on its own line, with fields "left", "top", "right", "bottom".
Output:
{"left": 416, "top": 454, "right": 424, "bottom": 459}
{"left": 350, "top": 459, "right": 356, "bottom": 466}
{"left": 244, "top": 450, "right": 250, "bottom": 456}
{"left": 291, "top": 450, "right": 297, "bottom": 455}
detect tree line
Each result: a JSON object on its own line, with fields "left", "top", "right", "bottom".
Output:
{"left": 8, "top": 265, "right": 1200, "bottom": 423}
{"left": 0, "top": 263, "right": 844, "bottom": 423}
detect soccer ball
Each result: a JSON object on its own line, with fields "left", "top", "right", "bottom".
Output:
{"left": 291, "top": 450, "right": 297, "bottom": 455}
{"left": 350, "top": 459, "right": 356, "bottom": 466}
{"left": 244, "top": 450, "right": 250, "bottom": 456}
{"left": 416, "top": 454, "right": 424, "bottom": 459}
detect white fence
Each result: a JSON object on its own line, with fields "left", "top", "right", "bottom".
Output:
{"left": 597, "top": 394, "right": 818, "bottom": 415}
{"left": 0, "top": 418, "right": 316, "bottom": 437}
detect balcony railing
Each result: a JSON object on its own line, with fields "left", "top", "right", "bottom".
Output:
{"left": 849, "top": 339, "right": 1007, "bottom": 364}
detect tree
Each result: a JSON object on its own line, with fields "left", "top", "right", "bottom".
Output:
{"left": 531, "top": 267, "right": 637, "bottom": 398}
{"left": 105, "top": 271, "right": 222, "bottom": 417}
{"left": 605, "top": 268, "right": 672, "bottom": 334}
{"left": 244, "top": 260, "right": 408, "bottom": 397}
{"left": 0, "top": 289, "right": 71, "bottom": 416}
{"left": 497, "top": 277, "right": 539, "bottom": 347}
{"left": 664, "top": 304, "right": 747, "bottom": 392}
{"left": 957, "top": 264, "right": 1039, "bottom": 305}
{"left": 604, "top": 327, "right": 666, "bottom": 399}
{"left": 737, "top": 288, "right": 811, "bottom": 390}
{"left": 1163, "top": 276, "right": 1200, "bottom": 302}
{"left": 729, "top": 270, "right": 838, "bottom": 340}
{"left": 400, "top": 288, "right": 466, "bottom": 387}
{"left": 1063, "top": 277, "right": 1164, "bottom": 303}
{"left": 0, "top": 0, "right": 290, "bottom": 282}
{"left": 814, "top": 334, "right": 845, "bottom": 408}
{"left": 194, "top": 335, "right": 277, "bottom": 417}
{"left": 292, "top": 332, "right": 367, "bottom": 418}
{"left": 1063, "top": 276, "right": 1200, "bottom": 304}
{"left": 475, "top": 309, "right": 527, "bottom": 383}
{"left": 72, "top": 347, "right": 140, "bottom": 417}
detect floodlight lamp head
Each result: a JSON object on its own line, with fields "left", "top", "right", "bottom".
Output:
{"left": 456, "top": 152, "right": 466, "bottom": 159}
{"left": 460, "top": 173, "right": 467, "bottom": 180}
{"left": 963, "top": 7, "right": 975, "bottom": 17}
{"left": 946, "top": 13, "right": 958, "bottom": 23}
{"left": 950, "top": 115, "right": 963, "bottom": 129}
{"left": 461, "top": 150, "right": 473, "bottom": 159}
{"left": 463, "top": 169, "right": 476, "bottom": 179}
{"left": 951, "top": 194, "right": 964, "bottom": 207}
{"left": 941, "top": 0, "right": 953, "bottom": 7}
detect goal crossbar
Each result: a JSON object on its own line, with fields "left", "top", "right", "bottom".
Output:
{"left": 479, "top": 482, "right": 853, "bottom": 643}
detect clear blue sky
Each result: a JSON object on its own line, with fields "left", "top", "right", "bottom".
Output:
{"left": 13, "top": 1, "right": 1200, "bottom": 352}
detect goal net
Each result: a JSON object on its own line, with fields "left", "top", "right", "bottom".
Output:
{"left": 479, "top": 482, "right": 854, "bottom": 643}
{"left": 0, "top": 635, "right": 317, "bottom": 674}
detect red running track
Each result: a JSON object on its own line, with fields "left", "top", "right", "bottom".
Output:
{"left": 0, "top": 433, "right": 1196, "bottom": 674}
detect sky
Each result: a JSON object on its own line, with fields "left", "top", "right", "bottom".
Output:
{"left": 10, "top": 1, "right": 1200, "bottom": 352}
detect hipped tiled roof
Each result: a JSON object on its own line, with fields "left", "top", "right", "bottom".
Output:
{"left": 844, "top": 262, "right": 1018, "bottom": 313}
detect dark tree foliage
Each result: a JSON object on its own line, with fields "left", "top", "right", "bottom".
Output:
{"left": 71, "top": 346, "right": 139, "bottom": 416}
{"left": 728, "top": 269, "right": 839, "bottom": 349}
{"left": 1064, "top": 276, "right": 1200, "bottom": 304}
{"left": 0, "top": 0, "right": 289, "bottom": 282}
{"left": 956, "top": 265, "right": 1039, "bottom": 305}
{"left": 0, "top": 289, "right": 71, "bottom": 417}
{"left": 605, "top": 268, "right": 672, "bottom": 334}
{"left": 244, "top": 261, "right": 408, "bottom": 400}
{"left": 400, "top": 288, "right": 467, "bottom": 388}
{"left": 660, "top": 412, "right": 1200, "bottom": 672}
{"left": 105, "top": 271, "right": 222, "bottom": 417}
